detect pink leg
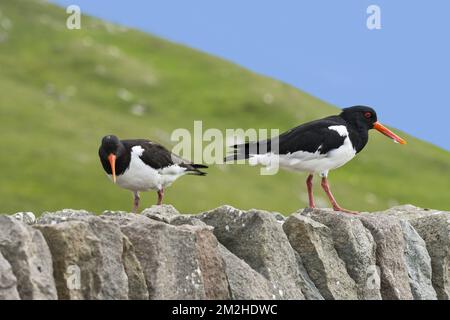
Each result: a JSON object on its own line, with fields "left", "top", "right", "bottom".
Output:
{"left": 320, "top": 177, "right": 358, "bottom": 214}
{"left": 132, "top": 191, "right": 140, "bottom": 213}
{"left": 306, "top": 174, "right": 315, "bottom": 208}
{"left": 157, "top": 188, "right": 164, "bottom": 205}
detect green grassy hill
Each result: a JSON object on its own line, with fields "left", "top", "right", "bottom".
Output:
{"left": 1, "top": 0, "right": 449, "bottom": 215}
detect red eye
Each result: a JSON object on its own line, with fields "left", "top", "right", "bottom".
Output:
{"left": 364, "top": 112, "right": 372, "bottom": 119}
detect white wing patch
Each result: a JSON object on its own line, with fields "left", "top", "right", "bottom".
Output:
{"left": 131, "top": 145, "right": 145, "bottom": 156}
{"left": 328, "top": 125, "right": 349, "bottom": 137}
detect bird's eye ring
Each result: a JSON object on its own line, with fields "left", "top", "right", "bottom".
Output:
{"left": 364, "top": 112, "right": 372, "bottom": 119}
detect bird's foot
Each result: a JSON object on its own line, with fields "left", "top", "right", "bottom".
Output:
{"left": 333, "top": 206, "right": 359, "bottom": 215}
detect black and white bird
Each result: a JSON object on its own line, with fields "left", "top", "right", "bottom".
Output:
{"left": 224, "top": 106, "right": 406, "bottom": 213}
{"left": 99, "top": 135, "right": 207, "bottom": 212}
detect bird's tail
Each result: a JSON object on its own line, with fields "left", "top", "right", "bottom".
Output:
{"left": 185, "top": 163, "right": 208, "bottom": 176}
{"left": 223, "top": 144, "right": 250, "bottom": 162}
{"left": 224, "top": 139, "right": 274, "bottom": 162}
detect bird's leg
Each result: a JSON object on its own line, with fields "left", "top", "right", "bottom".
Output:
{"left": 132, "top": 191, "right": 140, "bottom": 213}
{"left": 320, "top": 177, "right": 358, "bottom": 214}
{"left": 306, "top": 174, "right": 315, "bottom": 208}
{"left": 157, "top": 188, "right": 164, "bottom": 205}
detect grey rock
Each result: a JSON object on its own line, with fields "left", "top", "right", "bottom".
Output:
{"left": 193, "top": 225, "right": 231, "bottom": 300}
{"left": 11, "top": 212, "right": 36, "bottom": 225}
{"left": 0, "top": 252, "right": 20, "bottom": 300}
{"left": 383, "top": 204, "right": 438, "bottom": 219}
{"left": 121, "top": 236, "right": 149, "bottom": 300}
{"left": 199, "top": 205, "right": 305, "bottom": 299}
{"left": 272, "top": 212, "right": 286, "bottom": 222}
{"left": 170, "top": 215, "right": 208, "bottom": 227}
{"left": 35, "top": 215, "right": 130, "bottom": 300}
{"left": 398, "top": 220, "right": 436, "bottom": 300}
{"left": 304, "top": 208, "right": 381, "bottom": 300}
{"left": 101, "top": 213, "right": 150, "bottom": 300}
{"left": 38, "top": 209, "right": 93, "bottom": 225}
{"left": 107, "top": 214, "right": 230, "bottom": 299}
{"left": 283, "top": 213, "right": 358, "bottom": 300}
{"left": 218, "top": 244, "right": 275, "bottom": 300}
{"left": 1, "top": 204, "right": 447, "bottom": 301}
{"left": 357, "top": 214, "right": 414, "bottom": 300}
{"left": 410, "top": 214, "right": 450, "bottom": 300}
{"left": 102, "top": 210, "right": 129, "bottom": 216}
{"left": 0, "top": 215, "right": 57, "bottom": 300}
{"left": 293, "top": 251, "right": 324, "bottom": 300}
{"left": 382, "top": 205, "right": 449, "bottom": 300}
{"left": 141, "top": 204, "right": 180, "bottom": 223}
{"left": 101, "top": 210, "right": 138, "bottom": 222}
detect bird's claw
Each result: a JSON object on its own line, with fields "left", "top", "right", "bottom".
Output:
{"left": 333, "top": 207, "right": 359, "bottom": 215}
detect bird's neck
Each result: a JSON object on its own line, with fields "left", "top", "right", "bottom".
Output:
{"left": 115, "top": 144, "right": 131, "bottom": 175}
{"left": 346, "top": 123, "right": 369, "bottom": 153}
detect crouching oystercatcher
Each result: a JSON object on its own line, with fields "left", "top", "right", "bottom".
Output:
{"left": 224, "top": 106, "right": 406, "bottom": 214}
{"left": 99, "top": 135, "right": 207, "bottom": 212}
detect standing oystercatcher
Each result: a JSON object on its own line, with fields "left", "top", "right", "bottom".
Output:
{"left": 99, "top": 135, "right": 207, "bottom": 212}
{"left": 224, "top": 106, "right": 406, "bottom": 213}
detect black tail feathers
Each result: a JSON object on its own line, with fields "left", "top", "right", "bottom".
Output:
{"left": 185, "top": 163, "right": 208, "bottom": 176}
{"left": 224, "top": 140, "right": 274, "bottom": 162}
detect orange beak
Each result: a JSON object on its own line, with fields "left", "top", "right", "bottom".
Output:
{"left": 108, "top": 154, "right": 117, "bottom": 183}
{"left": 373, "top": 122, "right": 407, "bottom": 145}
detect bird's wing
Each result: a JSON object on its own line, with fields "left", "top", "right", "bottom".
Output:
{"left": 276, "top": 116, "right": 347, "bottom": 155}
{"left": 123, "top": 139, "right": 207, "bottom": 174}
{"left": 225, "top": 116, "right": 347, "bottom": 161}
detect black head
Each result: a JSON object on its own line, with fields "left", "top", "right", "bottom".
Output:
{"left": 340, "top": 105, "right": 407, "bottom": 145}
{"left": 340, "top": 105, "right": 378, "bottom": 130}
{"left": 99, "top": 135, "right": 125, "bottom": 184}
{"left": 100, "top": 135, "right": 121, "bottom": 155}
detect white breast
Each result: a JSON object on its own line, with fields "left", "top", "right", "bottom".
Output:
{"left": 110, "top": 146, "right": 187, "bottom": 192}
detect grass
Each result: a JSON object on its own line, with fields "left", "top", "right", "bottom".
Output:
{"left": 0, "top": 0, "right": 449, "bottom": 215}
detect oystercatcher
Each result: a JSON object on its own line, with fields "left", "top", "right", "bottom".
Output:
{"left": 224, "top": 106, "right": 406, "bottom": 213}
{"left": 99, "top": 135, "right": 207, "bottom": 212}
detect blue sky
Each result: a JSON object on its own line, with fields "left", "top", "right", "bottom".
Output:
{"left": 52, "top": 0, "right": 450, "bottom": 151}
